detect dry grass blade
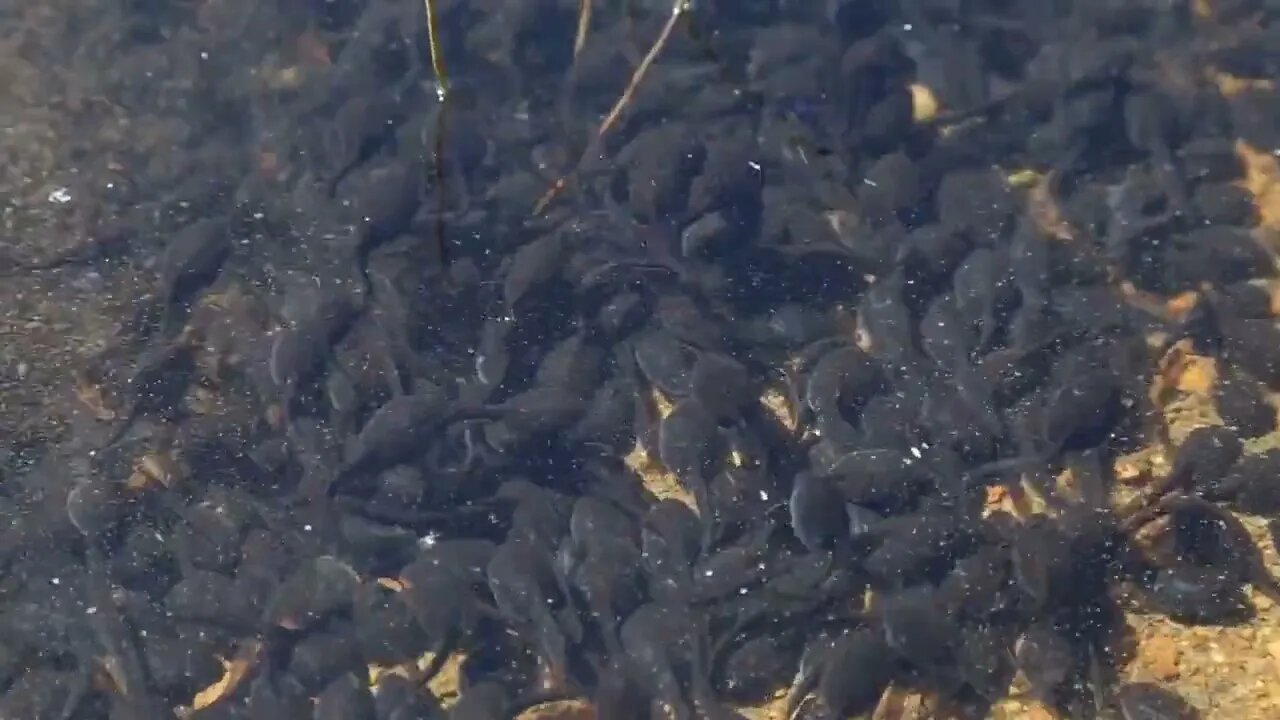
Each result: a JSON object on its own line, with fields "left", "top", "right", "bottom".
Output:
{"left": 423, "top": 0, "right": 449, "bottom": 100}
{"left": 533, "top": 0, "right": 692, "bottom": 216}
{"left": 574, "top": 0, "right": 592, "bottom": 58}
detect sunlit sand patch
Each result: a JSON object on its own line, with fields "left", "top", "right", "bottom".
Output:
{"left": 1115, "top": 445, "right": 1169, "bottom": 488}
{"left": 630, "top": 388, "right": 698, "bottom": 509}
{"left": 263, "top": 64, "right": 305, "bottom": 91}
{"left": 872, "top": 687, "right": 929, "bottom": 720}
{"left": 1150, "top": 339, "right": 1224, "bottom": 445}
{"left": 1210, "top": 71, "right": 1275, "bottom": 99}
{"left": 376, "top": 576, "right": 405, "bottom": 592}
{"left": 1163, "top": 394, "right": 1225, "bottom": 446}
{"left": 73, "top": 368, "right": 116, "bottom": 420}
{"left": 1267, "top": 283, "right": 1280, "bottom": 317}
{"left": 1025, "top": 171, "right": 1076, "bottom": 242}
{"left": 126, "top": 450, "right": 182, "bottom": 490}
{"left": 1151, "top": 339, "right": 1218, "bottom": 409}
{"left": 1005, "top": 168, "right": 1040, "bottom": 189}
{"left": 1235, "top": 140, "right": 1280, "bottom": 232}
{"left": 368, "top": 645, "right": 468, "bottom": 707}
{"left": 368, "top": 649, "right": 466, "bottom": 706}
{"left": 1164, "top": 290, "right": 1200, "bottom": 320}
{"left": 635, "top": 457, "right": 696, "bottom": 510}
{"left": 179, "top": 640, "right": 260, "bottom": 716}
{"left": 186, "top": 385, "right": 221, "bottom": 415}
{"left": 1171, "top": 356, "right": 1217, "bottom": 396}
{"left": 760, "top": 384, "right": 795, "bottom": 432}
{"left": 427, "top": 652, "right": 466, "bottom": 706}
{"left": 909, "top": 83, "right": 939, "bottom": 123}
{"left": 1243, "top": 426, "right": 1280, "bottom": 454}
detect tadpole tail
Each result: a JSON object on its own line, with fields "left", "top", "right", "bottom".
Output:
{"left": 99, "top": 402, "right": 140, "bottom": 451}
{"left": 157, "top": 295, "right": 177, "bottom": 338}
{"left": 962, "top": 452, "right": 1048, "bottom": 484}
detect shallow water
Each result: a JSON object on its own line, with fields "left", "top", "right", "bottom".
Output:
{"left": 1, "top": 1, "right": 1279, "bottom": 718}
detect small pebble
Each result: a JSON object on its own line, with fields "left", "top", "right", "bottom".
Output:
{"left": 1140, "top": 635, "right": 1181, "bottom": 680}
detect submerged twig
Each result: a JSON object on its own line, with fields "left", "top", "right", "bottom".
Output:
{"left": 534, "top": 0, "right": 692, "bottom": 216}
{"left": 423, "top": 0, "right": 449, "bottom": 100}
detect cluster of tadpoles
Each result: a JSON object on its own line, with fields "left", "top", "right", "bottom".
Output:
{"left": 421, "top": 0, "right": 696, "bottom": 215}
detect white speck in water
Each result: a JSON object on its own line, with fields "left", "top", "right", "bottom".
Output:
{"left": 48, "top": 187, "right": 72, "bottom": 204}
{"left": 86, "top": 606, "right": 98, "bottom": 615}
{"left": 16, "top": 362, "right": 28, "bottom": 380}
{"left": 758, "top": 490, "right": 770, "bottom": 502}
{"left": 50, "top": 577, "right": 60, "bottom": 586}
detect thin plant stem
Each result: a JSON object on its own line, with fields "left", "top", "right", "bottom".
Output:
{"left": 595, "top": 0, "right": 685, "bottom": 140}
{"left": 423, "top": 0, "right": 449, "bottom": 101}
{"left": 574, "top": 0, "right": 592, "bottom": 58}
{"left": 534, "top": 0, "right": 691, "bottom": 215}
